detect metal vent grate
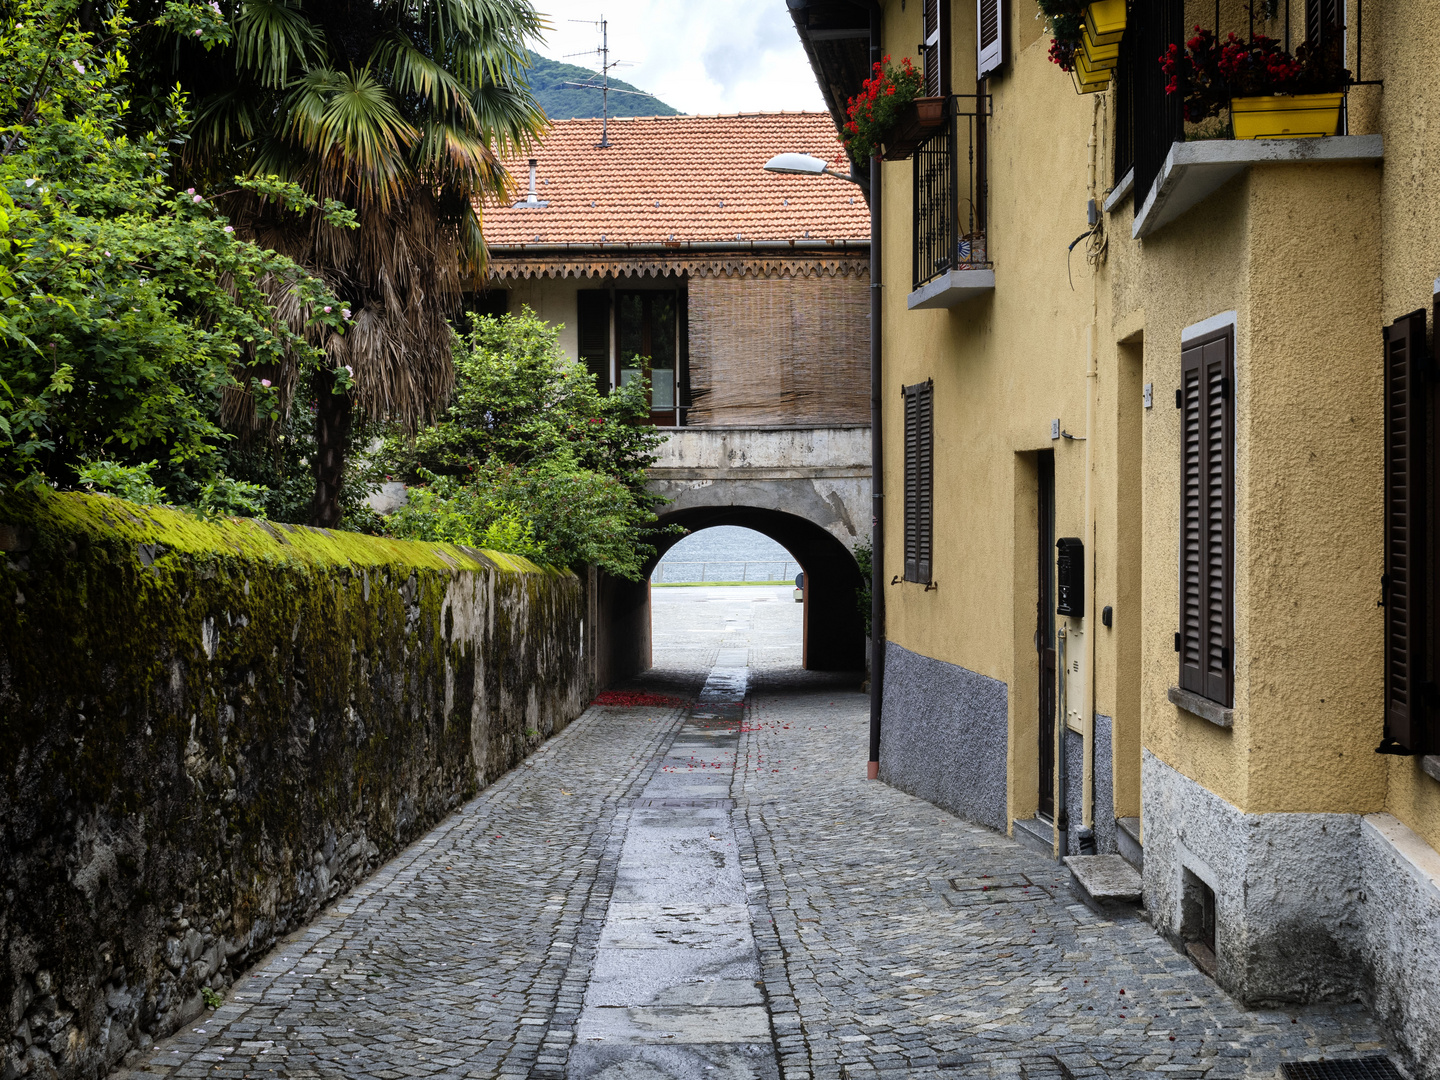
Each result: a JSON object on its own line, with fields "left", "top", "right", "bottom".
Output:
{"left": 1281, "top": 1058, "right": 1404, "bottom": 1080}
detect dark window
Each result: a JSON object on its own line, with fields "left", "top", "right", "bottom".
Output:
{"left": 617, "top": 290, "right": 679, "bottom": 423}
{"left": 1383, "top": 310, "right": 1430, "bottom": 754}
{"left": 922, "top": 0, "right": 950, "bottom": 96}
{"left": 903, "top": 379, "right": 934, "bottom": 584}
{"left": 1178, "top": 328, "right": 1234, "bottom": 707}
{"left": 1113, "top": 20, "right": 1135, "bottom": 192}
{"left": 576, "top": 290, "right": 611, "bottom": 394}
{"left": 977, "top": 0, "right": 1003, "bottom": 78}
{"left": 1134, "top": 0, "right": 1184, "bottom": 209}
{"left": 1306, "top": 0, "right": 1344, "bottom": 46}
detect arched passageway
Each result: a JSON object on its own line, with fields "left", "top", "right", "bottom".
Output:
{"left": 591, "top": 507, "right": 866, "bottom": 685}
{"left": 651, "top": 508, "right": 865, "bottom": 672}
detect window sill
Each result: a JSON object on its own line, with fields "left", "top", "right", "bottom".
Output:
{"left": 1422, "top": 756, "right": 1440, "bottom": 785}
{"left": 907, "top": 268, "right": 995, "bottom": 310}
{"left": 1132, "top": 134, "right": 1383, "bottom": 240}
{"left": 1167, "top": 685, "right": 1233, "bottom": 729}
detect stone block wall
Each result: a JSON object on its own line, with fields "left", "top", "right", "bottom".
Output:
{"left": 0, "top": 492, "right": 588, "bottom": 1079}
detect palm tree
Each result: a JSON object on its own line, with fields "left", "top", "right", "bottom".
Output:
{"left": 138, "top": 0, "right": 548, "bottom": 526}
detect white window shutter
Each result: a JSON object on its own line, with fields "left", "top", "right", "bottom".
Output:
{"left": 977, "top": 0, "right": 1003, "bottom": 77}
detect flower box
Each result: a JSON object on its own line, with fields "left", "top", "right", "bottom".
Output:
{"left": 1230, "top": 92, "right": 1344, "bottom": 138}
{"left": 882, "top": 96, "right": 947, "bottom": 161}
{"left": 1084, "top": 0, "right": 1127, "bottom": 48}
{"left": 1071, "top": 47, "right": 1113, "bottom": 95}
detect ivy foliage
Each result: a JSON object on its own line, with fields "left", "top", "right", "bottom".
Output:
{"left": 381, "top": 309, "right": 672, "bottom": 579}
{"left": 0, "top": 0, "right": 347, "bottom": 501}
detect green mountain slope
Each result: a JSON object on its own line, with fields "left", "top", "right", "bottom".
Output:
{"left": 525, "top": 52, "right": 681, "bottom": 120}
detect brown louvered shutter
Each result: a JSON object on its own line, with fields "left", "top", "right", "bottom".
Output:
{"left": 922, "top": 0, "right": 944, "bottom": 97}
{"left": 1178, "top": 331, "right": 1233, "bottom": 705}
{"left": 577, "top": 290, "right": 611, "bottom": 393}
{"left": 1383, "top": 310, "right": 1428, "bottom": 752}
{"left": 903, "top": 380, "right": 934, "bottom": 583}
{"left": 978, "top": 0, "right": 1003, "bottom": 77}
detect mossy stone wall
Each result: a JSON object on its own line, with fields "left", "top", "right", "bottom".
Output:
{"left": 0, "top": 491, "right": 587, "bottom": 1079}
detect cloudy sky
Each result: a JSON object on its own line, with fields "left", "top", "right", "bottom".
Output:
{"left": 531, "top": 2, "right": 829, "bottom": 115}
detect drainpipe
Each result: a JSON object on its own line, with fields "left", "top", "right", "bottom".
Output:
{"left": 867, "top": 4, "right": 885, "bottom": 781}
{"left": 1056, "top": 626, "right": 1070, "bottom": 859}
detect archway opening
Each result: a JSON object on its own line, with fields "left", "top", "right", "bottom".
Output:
{"left": 651, "top": 526, "right": 805, "bottom": 674}
{"left": 651, "top": 508, "right": 865, "bottom": 673}
{"left": 592, "top": 507, "right": 866, "bottom": 686}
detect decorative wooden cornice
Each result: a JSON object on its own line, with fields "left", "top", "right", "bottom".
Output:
{"left": 484, "top": 252, "right": 870, "bottom": 281}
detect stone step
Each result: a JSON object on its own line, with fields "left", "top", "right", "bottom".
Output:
{"left": 1063, "top": 854, "right": 1143, "bottom": 908}
{"left": 1012, "top": 817, "right": 1056, "bottom": 857}
{"left": 1116, "top": 815, "right": 1143, "bottom": 871}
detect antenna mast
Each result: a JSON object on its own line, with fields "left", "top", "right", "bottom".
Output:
{"left": 565, "top": 15, "right": 643, "bottom": 148}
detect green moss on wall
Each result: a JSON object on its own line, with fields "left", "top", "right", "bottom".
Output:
{"left": 0, "top": 489, "right": 587, "bottom": 1080}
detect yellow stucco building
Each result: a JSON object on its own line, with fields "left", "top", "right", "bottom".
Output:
{"left": 792, "top": 0, "right": 1439, "bottom": 1072}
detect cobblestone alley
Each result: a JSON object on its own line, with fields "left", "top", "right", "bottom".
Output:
{"left": 121, "top": 586, "right": 1395, "bottom": 1080}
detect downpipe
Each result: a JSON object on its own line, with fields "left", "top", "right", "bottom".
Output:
{"left": 1056, "top": 626, "right": 1070, "bottom": 860}
{"left": 867, "top": 150, "right": 884, "bottom": 779}
{"left": 866, "top": 4, "right": 884, "bottom": 781}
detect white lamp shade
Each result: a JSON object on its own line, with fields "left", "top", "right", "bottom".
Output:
{"left": 763, "top": 153, "right": 829, "bottom": 176}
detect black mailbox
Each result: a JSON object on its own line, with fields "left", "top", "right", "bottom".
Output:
{"left": 1056, "top": 537, "right": 1084, "bottom": 617}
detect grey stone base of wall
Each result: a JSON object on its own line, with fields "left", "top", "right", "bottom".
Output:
{"left": 1142, "top": 751, "right": 1440, "bottom": 1078}
{"left": 1056, "top": 718, "right": 1114, "bottom": 856}
{"left": 878, "top": 642, "right": 1008, "bottom": 832}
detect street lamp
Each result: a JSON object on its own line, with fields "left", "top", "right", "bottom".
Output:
{"left": 762, "top": 153, "right": 861, "bottom": 184}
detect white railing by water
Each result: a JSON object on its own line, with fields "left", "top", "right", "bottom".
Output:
{"left": 652, "top": 559, "right": 801, "bottom": 584}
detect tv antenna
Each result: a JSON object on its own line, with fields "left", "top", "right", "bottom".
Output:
{"left": 562, "top": 15, "right": 656, "bottom": 147}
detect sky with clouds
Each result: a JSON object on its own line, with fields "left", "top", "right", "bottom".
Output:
{"left": 530, "top": 2, "right": 829, "bottom": 115}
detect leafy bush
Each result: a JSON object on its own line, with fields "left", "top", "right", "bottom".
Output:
{"left": 379, "top": 310, "right": 670, "bottom": 578}
{"left": 0, "top": 1, "right": 345, "bottom": 503}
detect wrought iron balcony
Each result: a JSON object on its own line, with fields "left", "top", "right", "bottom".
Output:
{"left": 910, "top": 95, "right": 994, "bottom": 309}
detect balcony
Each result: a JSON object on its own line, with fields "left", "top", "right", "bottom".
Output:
{"left": 1113, "top": 0, "right": 1381, "bottom": 238}
{"left": 908, "top": 96, "right": 994, "bottom": 310}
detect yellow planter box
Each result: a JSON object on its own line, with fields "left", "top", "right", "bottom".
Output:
{"left": 1082, "top": 21, "right": 1121, "bottom": 67}
{"left": 1084, "top": 0, "right": 1127, "bottom": 48}
{"left": 1231, "top": 92, "right": 1344, "bottom": 139}
{"left": 1072, "top": 47, "right": 1114, "bottom": 94}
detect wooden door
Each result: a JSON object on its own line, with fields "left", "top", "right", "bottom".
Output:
{"left": 1037, "top": 450, "right": 1057, "bottom": 820}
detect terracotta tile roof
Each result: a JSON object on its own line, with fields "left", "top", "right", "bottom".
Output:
{"left": 480, "top": 112, "right": 869, "bottom": 249}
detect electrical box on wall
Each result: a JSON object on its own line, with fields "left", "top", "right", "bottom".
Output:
{"left": 1056, "top": 537, "right": 1085, "bottom": 616}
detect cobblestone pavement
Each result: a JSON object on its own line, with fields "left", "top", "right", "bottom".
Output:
{"left": 122, "top": 586, "right": 1394, "bottom": 1080}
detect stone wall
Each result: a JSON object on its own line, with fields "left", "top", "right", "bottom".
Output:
{"left": 0, "top": 492, "right": 588, "bottom": 1079}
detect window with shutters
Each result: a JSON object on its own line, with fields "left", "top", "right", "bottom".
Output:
{"left": 922, "top": 0, "right": 947, "bottom": 97}
{"left": 977, "top": 0, "right": 1003, "bottom": 78}
{"left": 1382, "top": 310, "right": 1431, "bottom": 755}
{"left": 1177, "top": 329, "right": 1234, "bottom": 707}
{"left": 903, "top": 380, "right": 934, "bottom": 584}
{"left": 576, "top": 290, "right": 611, "bottom": 394}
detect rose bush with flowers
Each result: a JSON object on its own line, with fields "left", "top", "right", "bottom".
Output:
{"left": 842, "top": 55, "right": 923, "bottom": 161}
{"left": 1161, "top": 27, "right": 1350, "bottom": 121}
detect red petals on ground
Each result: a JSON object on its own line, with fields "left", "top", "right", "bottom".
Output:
{"left": 592, "top": 690, "right": 686, "bottom": 708}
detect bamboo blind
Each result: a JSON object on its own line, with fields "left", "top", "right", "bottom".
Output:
{"left": 686, "top": 272, "right": 870, "bottom": 427}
